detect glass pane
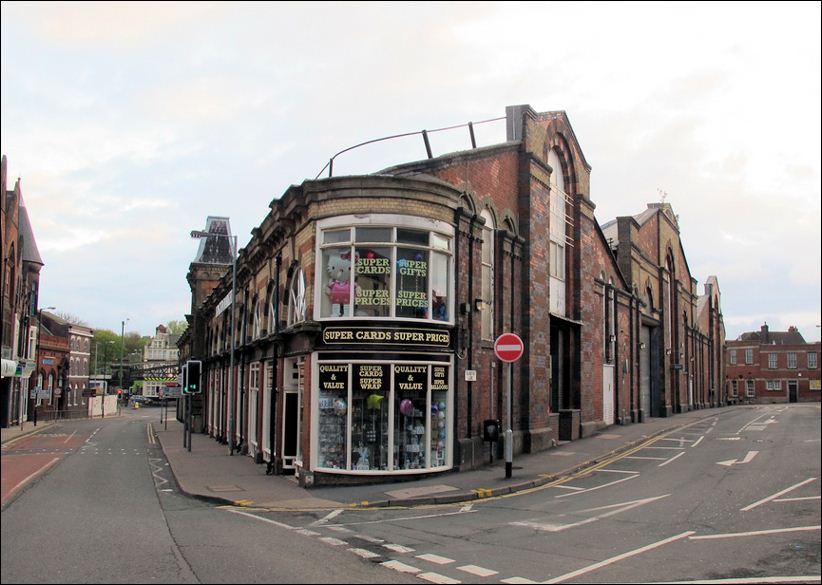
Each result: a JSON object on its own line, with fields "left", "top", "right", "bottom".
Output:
{"left": 393, "top": 365, "right": 428, "bottom": 470}
{"left": 432, "top": 233, "right": 450, "bottom": 250}
{"left": 430, "top": 252, "right": 449, "bottom": 322}
{"left": 324, "top": 229, "right": 350, "bottom": 244}
{"left": 317, "top": 364, "right": 349, "bottom": 470}
{"left": 397, "top": 228, "right": 429, "bottom": 246}
{"left": 431, "top": 365, "right": 449, "bottom": 468}
{"left": 356, "top": 227, "right": 392, "bottom": 243}
{"left": 322, "top": 248, "right": 354, "bottom": 318}
{"left": 354, "top": 247, "right": 392, "bottom": 317}
{"left": 396, "top": 248, "right": 429, "bottom": 319}
{"left": 351, "top": 364, "right": 389, "bottom": 471}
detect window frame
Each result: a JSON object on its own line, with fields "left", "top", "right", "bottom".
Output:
{"left": 315, "top": 215, "right": 454, "bottom": 324}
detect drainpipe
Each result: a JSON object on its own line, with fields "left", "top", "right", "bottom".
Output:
{"left": 267, "top": 254, "right": 282, "bottom": 475}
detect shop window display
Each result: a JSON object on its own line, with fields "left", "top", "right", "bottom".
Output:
{"left": 431, "top": 365, "right": 449, "bottom": 468}
{"left": 316, "top": 357, "right": 451, "bottom": 473}
{"left": 318, "top": 223, "right": 452, "bottom": 323}
{"left": 317, "top": 364, "right": 349, "bottom": 469}
{"left": 351, "top": 364, "right": 389, "bottom": 471}
{"left": 396, "top": 246, "right": 429, "bottom": 319}
{"left": 355, "top": 246, "right": 391, "bottom": 317}
{"left": 393, "top": 365, "right": 428, "bottom": 469}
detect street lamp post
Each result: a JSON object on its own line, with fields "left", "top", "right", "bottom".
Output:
{"left": 191, "top": 228, "right": 237, "bottom": 455}
{"left": 119, "top": 318, "right": 130, "bottom": 397}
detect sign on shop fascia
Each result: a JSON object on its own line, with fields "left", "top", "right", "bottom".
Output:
{"left": 322, "top": 326, "right": 450, "bottom": 348}
{"left": 215, "top": 293, "right": 232, "bottom": 316}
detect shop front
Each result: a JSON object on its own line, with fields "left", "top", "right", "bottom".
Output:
{"left": 310, "top": 325, "right": 453, "bottom": 483}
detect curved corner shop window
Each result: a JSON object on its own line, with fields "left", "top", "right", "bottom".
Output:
{"left": 316, "top": 362, "right": 450, "bottom": 472}
{"left": 319, "top": 226, "right": 451, "bottom": 322}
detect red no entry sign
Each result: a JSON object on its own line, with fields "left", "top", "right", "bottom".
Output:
{"left": 494, "top": 332, "right": 524, "bottom": 362}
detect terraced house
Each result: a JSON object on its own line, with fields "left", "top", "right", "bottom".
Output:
{"left": 180, "top": 105, "right": 726, "bottom": 486}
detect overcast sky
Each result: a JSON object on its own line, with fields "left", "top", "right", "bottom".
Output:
{"left": 2, "top": 1, "right": 820, "bottom": 342}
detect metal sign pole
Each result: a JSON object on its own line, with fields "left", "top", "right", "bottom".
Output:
{"left": 505, "top": 361, "right": 513, "bottom": 479}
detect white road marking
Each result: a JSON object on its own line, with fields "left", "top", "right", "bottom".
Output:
{"left": 500, "top": 578, "right": 538, "bottom": 584}
{"left": 225, "top": 509, "right": 296, "bottom": 530}
{"left": 417, "top": 553, "right": 455, "bottom": 565}
{"left": 625, "top": 455, "right": 668, "bottom": 461}
{"left": 334, "top": 508, "right": 475, "bottom": 527}
{"left": 689, "top": 525, "right": 820, "bottom": 540}
{"left": 660, "top": 437, "right": 695, "bottom": 443}
{"left": 381, "top": 560, "right": 420, "bottom": 573}
{"left": 553, "top": 485, "right": 585, "bottom": 491}
{"left": 598, "top": 468, "right": 640, "bottom": 475}
{"left": 319, "top": 536, "right": 347, "bottom": 546}
{"left": 737, "top": 413, "right": 771, "bottom": 434}
{"left": 542, "top": 531, "right": 695, "bottom": 583}
{"left": 512, "top": 495, "right": 669, "bottom": 533}
{"left": 8, "top": 457, "right": 60, "bottom": 499}
{"left": 774, "top": 496, "right": 821, "bottom": 503}
{"left": 691, "top": 436, "right": 704, "bottom": 448}
{"left": 659, "top": 452, "right": 686, "bottom": 467}
{"left": 741, "top": 478, "right": 817, "bottom": 511}
{"left": 297, "top": 529, "right": 320, "bottom": 537}
{"left": 418, "top": 571, "right": 461, "bottom": 584}
{"left": 63, "top": 431, "right": 77, "bottom": 444}
{"left": 457, "top": 564, "right": 498, "bottom": 577}
{"left": 717, "top": 450, "right": 759, "bottom": 467}
{"left": 555, "top": 474, "right": 638, "bottom": 498}
{"left": 383, "top": 543, "right": 415, "bottom": 553}
{"left": 717, "top": 437, "right": 741, "bottom": 441}
{"left": 312, "top": 508, "right": 344, "bottom": 526}
{"left": 348, "top": 547, "right": 381, "bottom": 559}
{"left": 642, "top": 446, "right": 687, "bottom": 450}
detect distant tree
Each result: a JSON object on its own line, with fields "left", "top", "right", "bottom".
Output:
{"left": 55, "top": 311, "right": 89, "bottom": 326}
{"left": 91, "top": 330, "right": 149, "bottom": 374}
{"left": 166, "top": 319, "right": 188, "bottom": 336}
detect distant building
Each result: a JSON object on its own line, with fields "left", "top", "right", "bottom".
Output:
{"left": 1, "top": 155, "right": 44, "bottom": 427}
{"left": 142, "top": 324, "right": 180, "bottom": 399}
{"left": 42, "top": 312, "right": 94, "bottom": 413}
{"left": 726, "top": 323, "right": 821, "bottom": 403}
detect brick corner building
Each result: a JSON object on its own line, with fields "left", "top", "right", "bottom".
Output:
{"left": 726, "top": 323, "right": 821, "bottom": 403}
{"left": 180, "top": 104, "right": 728, "bottom": 486}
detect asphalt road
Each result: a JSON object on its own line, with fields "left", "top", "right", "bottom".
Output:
{"left": 0, "top": 410, "right": 417, "bottom": 584}
{"left": 246, "top": 403, "right": 821, "bottom": 584}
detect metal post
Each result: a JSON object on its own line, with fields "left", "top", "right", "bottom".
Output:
{"left": 505, "top": 361, "right": 513, "bottom": 479}
{"left": 187, "top": 394, "right": 192, "bottom": 452}
{"left": 228, "top": 235, "right": 237, "bottom": 455}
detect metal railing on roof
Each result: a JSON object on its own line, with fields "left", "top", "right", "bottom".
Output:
{"left": 314, "top": 116, "right": 506, "bottom": 180}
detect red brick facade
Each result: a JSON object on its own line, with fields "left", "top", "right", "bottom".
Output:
{"left": 182, "top": 105, "right": 727, "bottom": 484}
{"left": 726, "top": 324, "right": 820, "bottom": 403}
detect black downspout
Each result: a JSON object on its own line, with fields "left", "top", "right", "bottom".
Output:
{"left": 467, "top": 214, "right": 476, "bottom": 439}
{"left": 452, "top": 209, "right": 462, "bottom": 467}
{"left": 266, "top": 254, "right": 281, "bottom": 475}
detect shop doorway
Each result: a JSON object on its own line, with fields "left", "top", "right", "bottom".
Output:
{"left": 282, "top": 357, "right": 304, "bottom": 471}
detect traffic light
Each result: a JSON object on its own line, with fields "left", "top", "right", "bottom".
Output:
{"left": 186, "top": 360, "right": 202, "bottom": 394}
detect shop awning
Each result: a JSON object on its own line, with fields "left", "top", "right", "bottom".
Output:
{"left": 1, "top": 359, "right": 18, "bottom": 378}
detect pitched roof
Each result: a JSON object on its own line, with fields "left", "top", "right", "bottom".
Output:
{"left": 19, "top": 203, "right": 44, "bottom": 266}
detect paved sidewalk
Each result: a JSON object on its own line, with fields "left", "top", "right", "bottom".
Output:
{"left": 155, "top": 407, "right": 729, "bottom": 511}
{"left": 1, "top": 420, "right": 56, "bottom": 446}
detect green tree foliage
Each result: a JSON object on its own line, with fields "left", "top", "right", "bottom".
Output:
{"left": 166, "top": 319, "right": 188, "bottom": 336}
{"left": 91, "top": 330, "right": 149, "bottom": 374}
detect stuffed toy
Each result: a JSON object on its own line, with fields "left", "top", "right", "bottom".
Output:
{"left": 326, "top": 250, "right": 357, "bottom": 315}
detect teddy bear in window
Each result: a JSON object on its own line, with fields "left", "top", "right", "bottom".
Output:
{"left": 326, "top": 250, "right": 358, "bottom": 316}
